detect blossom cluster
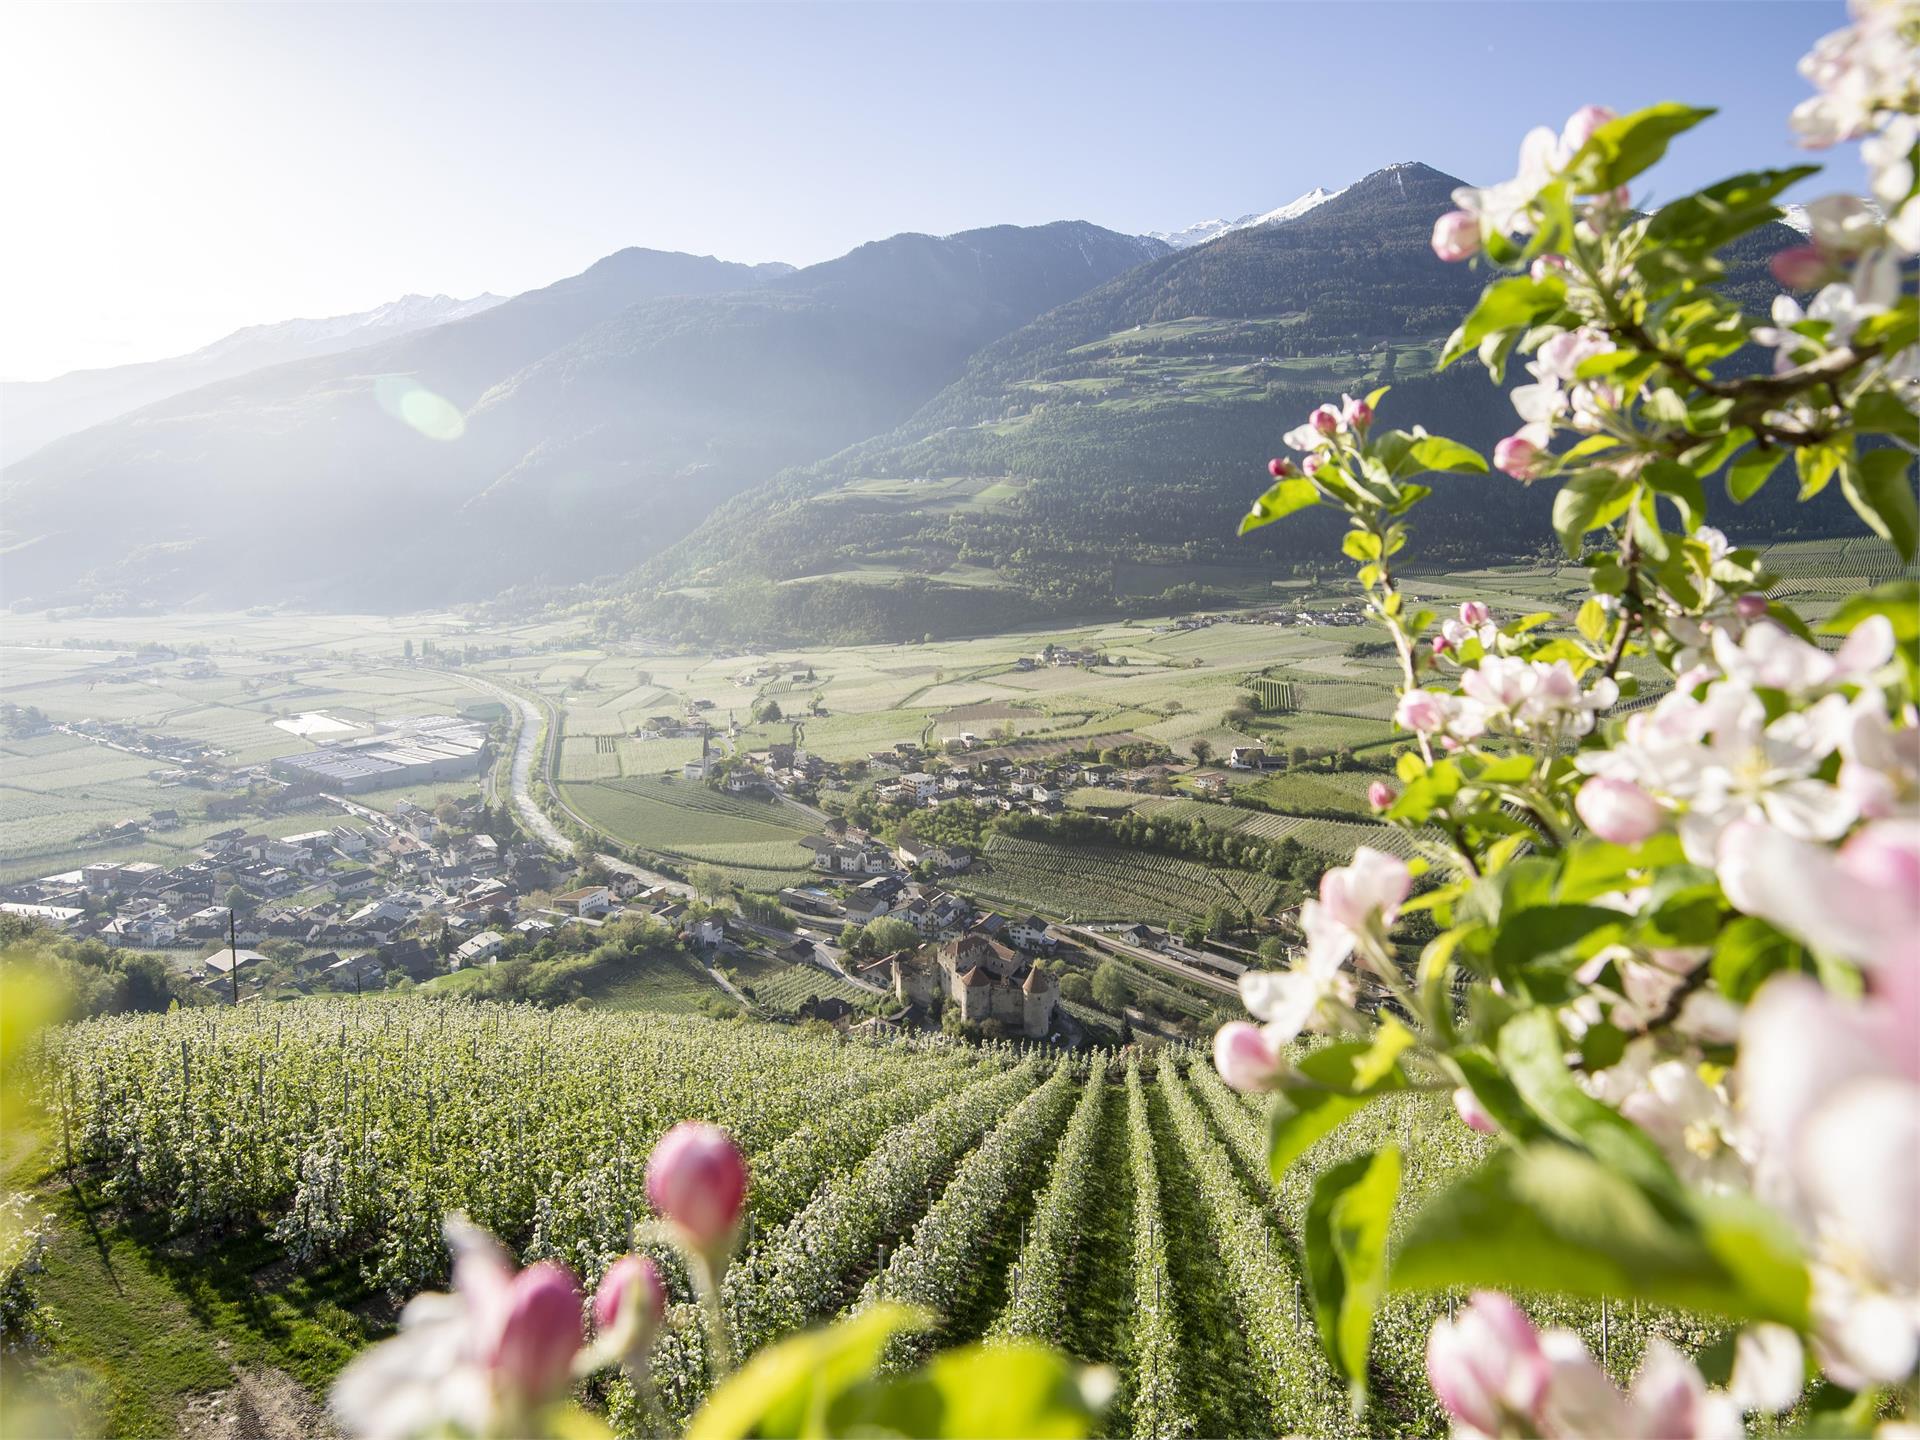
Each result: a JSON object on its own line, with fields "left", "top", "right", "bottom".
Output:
{"left": 329, "top": 1122, "right": 745, "bottom": 1440}
{"left": 1218, "top": 9, "right": 1920, "bottom": 1431}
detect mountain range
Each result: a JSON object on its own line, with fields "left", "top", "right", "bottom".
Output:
{"left": 1146, "top": 186, "right": 1344, "bottom": 248}
{"left": 1, "top": 164, "right": 1829, "bottom": 634}
{"left": 0, "top": 230, "right": 1159, "bottom": 610}
{"left": 0, "top": 292, "right": 508, "bottom": 467}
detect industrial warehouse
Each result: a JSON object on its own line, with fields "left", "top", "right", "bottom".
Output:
{"left": 268, "top": 714, "right": 489, "bottom": 793}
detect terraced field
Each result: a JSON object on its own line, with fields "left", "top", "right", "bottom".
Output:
{"left": 960, "top": 833, "right": 1282, "bottom": 927}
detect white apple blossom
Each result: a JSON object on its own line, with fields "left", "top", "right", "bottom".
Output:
{"left": 1617, "top": 1058, "right": 1752, "bottom": 1193}
{"left": 1456, "top": 656, "right": 1618, "bottom": 740}
{"left": 1232, "top": 906, "right": 1357, "bottom": 1048}
{"left": 1676, "top": 687, "right": 1858, "bottom": 863}
{"left": 1429, "top": 1294, "right": 1746, "bottom": 1440}
{"left": 1791, "top": 0, "right": 1920, "bottom": 151}
{"left": 1510, "top": 326, "right": 1621, "bottom": 437}
{"left": 1714, "top": 614, "right": 1896, "bottom": 693}
{"left": 1839, "top": 688, "right": 1920, "bottom": 816}
{"left": 1738, "top": 972, "right": 1920, "bottom": 1389}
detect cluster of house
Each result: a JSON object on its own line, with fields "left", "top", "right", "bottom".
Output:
{"left": 0, "top": 789, "right": 745, "bottom": 1002}
{"left": 867, "top": 755, "right": 1160, "bottom": 813}
{"left": 1013, "top": 646, "right": 1105, "bottom": 671}
{"left": 55, "top": 717, "right": 222, "bottom": 769}
{"left": 709, "top": 741, "right": 831, "bottom": 796}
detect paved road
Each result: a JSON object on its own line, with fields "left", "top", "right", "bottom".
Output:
{"left": 447, "top": 675, "right": 570, "bottom": 857}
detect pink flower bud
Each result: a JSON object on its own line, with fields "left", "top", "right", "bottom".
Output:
{"left": 1459, "top": 600, "right": 1492, "bottom": 628}
{"left": 1301, "top": 452, "right": 1326, "bottom": 478}
{"left": 1529, "top": 254, "right": 1568, "bottom": 282}
{"left": 1267, "top": 456, "right": 1293, "bottom": 478}
{"left": 1769, "top": 244, "right": 1833, "bottom": 291}
{"left": 1213, "top": 1020, "right": 1284, "bottom": 1093}
{"left": 646, "top": 1122, "right": 747, "bottom": 1257}
{"left": 1452, "top": 1086, "right": 1498, "bottom": 1134}
{"left": 1367, "top": 781, "right": 1396, "bottom": 812}
{"left": 1562, "top": 104, "right": 1617, "bottom": 154}
{"left": 1348, "top": 399, "right": 1373, "bottom": 430}
{"left": 1310, "top": 405, "right": 1341, "bottom": 437}
{"left": 593, "top": 1254, "right": 666, "bottom": 1364}
{"left": 1430, "top": 635, "right": 1453, "bottom": 657}
{"left": 1735, "top": 594, "right": 1769, "bottom": 621}
{"left": 593, "top": 1253, "right": 665, "bottom": 1334}
{"left": 1427, "top": 1293, "right": 1550, "bottom": 1436}
{"left": 1575, "top": 776, "right": 1663, "bottom": 845}
{"left": 489, "top": 1261, "right": 584, "bottom": 1408}
{"left": 1493, "top": 433, "right": 1546, "bottom": 481}
{"left": 1431, "top": 209, "right": 1481, "bottom": 262}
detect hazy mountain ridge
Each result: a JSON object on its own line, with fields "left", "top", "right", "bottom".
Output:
{"left": 0, "top": 227, "right": 1163, "bottom": 611}
{"left": 0, "top": 291, "right": 508, "bottom": 466}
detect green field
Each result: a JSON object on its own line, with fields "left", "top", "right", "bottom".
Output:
{"left": 959, "top": 833, "right": 1282, "bottom": 927}
{"left": 558, "top": 773, "right": 823, "bottom": 872}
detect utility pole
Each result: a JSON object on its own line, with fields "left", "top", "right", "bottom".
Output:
{"left": 228, "top": 908, "right": 241, "bottom": 1006}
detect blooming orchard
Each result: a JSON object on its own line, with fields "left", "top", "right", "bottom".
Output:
{"left": 1226, "top": 2, "right": 1920, "bottom": 1433}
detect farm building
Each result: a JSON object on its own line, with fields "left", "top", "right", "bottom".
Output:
{"left": 269, "top": 715, "right": 486, "bottom": 793}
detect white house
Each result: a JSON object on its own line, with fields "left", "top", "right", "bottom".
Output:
{"left": 453, "top": 930, "right": 506, "bottom": 967}
{"left": 1009, "top": 915, "right": 1053, "bottom": 951}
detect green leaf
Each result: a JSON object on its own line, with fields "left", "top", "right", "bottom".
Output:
{"left": 1240, "top": 477, "right": 1322, "bottom": 536}
{"left": 1489, "top": 907, "right": 1628, "bottom": 992}
{"left": 694, "top": 1305, "right": 1108, "bottom": 1440}
{"left": 1442, "top": 277, "right": 1567, "bottom": 369}
{"left": 1796, "top": 443, "right": 1844, "bottom": 500}
{"left": 1305, "top": 1146, "right": 1403, "bottom": 1401}
{"left": 1343, "top": 530, "right": 1383, "bottom": 562}
{"left": 1407, "top": 435, "right": 1490, "bottom": 475}
{"left": 1554, "top": 835, "right": 1685, "bottom": 904}
{"left": 1269, "top": 1023, "right": 1414, "bottom": 1177}
{"left": 1819, "top": 580, "right": 1920, "bottom": 643}
{"left": 1712, "top": 916, "right": 1808, "bottom": 1004}
{"left": 1391, "top": 1144, "right": 1810, "bottom": 1328}
{"left": 831, "top": 1343, "right": 1110, "bottom": 1439}
{"left": 1644, "top": 166, "right": 1821, "bottom": 254}
{"left": 1841, "top": 449, "right": 1918, "bottom": 561}
{"left": 690, "top": 1303, "right": 930, "bottom": 1440}
{"left": 1552, "top": 472, "right": 1635, "bottom": 556}
{"left": 1727, "top": 446, "right": 1783, "bottom": 503}
{"left": 1566, "top": 103, "right": 1717, "bottom": 193}
{"left": 1644, "top": 459, "right": 1706, "bottom": 532}
{"left": 1498, "top": 1008, "right": 1675, "bottom": 1194}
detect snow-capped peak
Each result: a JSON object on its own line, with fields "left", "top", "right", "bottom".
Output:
{"left": 192, "top": 293, "right": 506, "bottom": 362}
{"left": 1148, "top": 185, "right": 1345, "bottom": 249}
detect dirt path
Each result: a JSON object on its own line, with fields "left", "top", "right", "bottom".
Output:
{"left": 180, "top": 1367, "right": 338, "bottom": 1440}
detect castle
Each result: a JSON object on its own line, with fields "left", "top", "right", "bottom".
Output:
{"left": 891, "top": 927, "right": 1058, "bottom": 1039}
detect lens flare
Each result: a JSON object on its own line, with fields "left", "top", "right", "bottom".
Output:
{"left": 374, "top": 375, "right": 466, "bottom": 441}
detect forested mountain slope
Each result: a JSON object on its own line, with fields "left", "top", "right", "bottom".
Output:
{"left": 0, "top": 226, "right": 1161, "bottom": 611}
{"left": 627, "top": 163, "right": 1838, "bottom": 644}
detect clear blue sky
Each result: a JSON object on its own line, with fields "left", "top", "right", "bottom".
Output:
{"left": 0, "top": 1, "right": 1858, "bottom": 379}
